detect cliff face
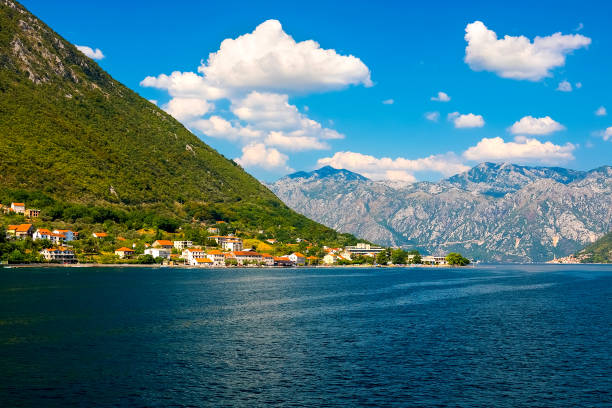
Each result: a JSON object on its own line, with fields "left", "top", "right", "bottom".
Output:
{"left": 269, "top": 164, "right": 612, "bottom": 262}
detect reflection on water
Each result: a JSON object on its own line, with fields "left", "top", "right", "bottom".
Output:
{"left": 0, "top": 265, "right": 611, "bottom": 407}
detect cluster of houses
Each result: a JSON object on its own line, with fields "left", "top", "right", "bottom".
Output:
{"left": 3, "top": 202, "right": 451, "bottom": 266}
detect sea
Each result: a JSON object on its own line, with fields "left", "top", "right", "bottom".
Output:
{"left": 1, "top": 264, "right": 611, "bottom": 407}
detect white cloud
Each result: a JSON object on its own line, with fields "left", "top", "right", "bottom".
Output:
{"left": 190, "top": 116, "right": 262, "bottom": 141}
{"left": 425, "top": 111, "right": 440, "bottom": 122}
{"left": 595, "top": 106, "right": 607, "bottom": 116}
{"left": 76, "top": 45, "right": 105, "bottom": 60}
{"left": 265, "top": 131, "right": 329, "bottom": 151}
{"left": 557, "top": 80, "right": 572, "bottom": 92}
{"left": 199, "top": 19, "right": 372, "bottom": 93}
{"left": 382, "top": 99, "right": 394, "bottom": 105}
{"left": 316, "top": 151, "right": 469, "bottom": 181}
{"left": 509, "top": 116, "right": 565, "bottom": 135}
{"left": 430, "top": 91, "right": 450, "bottom": 102}
{"left": 148, "top": 99, "right": 158, "bottom": 106}
{"left": 163, "top": 97, "right": 214, "bottom": 121}
{"left": 140, "top": 71, "right": 227, "bottom": 100}
{"left": 464, "top": 21, "right": 591, "bottom": 81}
{"left": 463, "top": 136, "right": 575, "bottom": 164}
{"left": 235, "top": 143, "right": 292, "bottom": 171}
{"left": 603, "top": 127, "right": 612, "bottom": 141}
{"left": 448, "top": 112, "right": 485, "bottom": 128}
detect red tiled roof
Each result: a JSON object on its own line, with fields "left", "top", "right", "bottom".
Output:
{"left": 15, "top": 224, "right": 32, "bottom": 232}
{"left": 115, "top": 247, "right": 134, "bottom": 252}
{"left": 153, "top": 240, "right": 173, "bottom": 246}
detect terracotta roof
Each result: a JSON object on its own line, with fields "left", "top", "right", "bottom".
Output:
{"left": 292, "top": 252, "right": 306, "bottom": 258}
{"left": 195, "top": 258, "right": 213, "bottom": 263}
{"left": 185, "top": 248, "right": 205, "bottom": 252}
{"left": 12, "top": 203, "right": 25, "bottom": 206}
{"left": 115, "top": 247, "right": 134, "bottom": 252}
{"left": 261, "top": 253, "right": 273, "bottom": 258}
{"left": 153, "top": 240, "right": 173, "bottom": 246}
{"left": 233, "top": 251, "right": 261, "bottom": 256}
{"left": 36, "top": 228, "right": 52, "bottom": 234}
{"left": 117, "top": 237, "right": 126, "bottom": 241}
{"left": 207, "top": 250, "right": 223, "bottom": 255}
{"left": 7, "top": 225, "right": 19, "bottom": 230}
{"left": 15, "top": 224, "right": 32, "bottom": 232}
{"left": 50, "top": 233, "right": 65, "bottom": 238}
{"left": 274, "top": 256, "right": 291, "bottom": 261}
{"left": 93, "top": 232, "right": 108, "bottom": 237}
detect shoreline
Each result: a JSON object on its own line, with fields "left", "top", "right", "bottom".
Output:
{"left": 2, "top": 263, "right": 471, "bottom": 269}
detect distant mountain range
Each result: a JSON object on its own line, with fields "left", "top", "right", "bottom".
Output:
{"left": 268, "top": 163, "right": 612, "bottom": 262}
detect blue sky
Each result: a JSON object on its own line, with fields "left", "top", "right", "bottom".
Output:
{"left": 22, "top": 0, "right": 612, "bottom": 182}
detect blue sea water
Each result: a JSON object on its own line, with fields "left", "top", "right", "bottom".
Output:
{"left": 0, "top": 265, "right": 611, "bottom": 407}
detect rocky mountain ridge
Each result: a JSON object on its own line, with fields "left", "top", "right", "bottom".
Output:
{"left": 268, "top": 163, "right": 612, "bottom": 262}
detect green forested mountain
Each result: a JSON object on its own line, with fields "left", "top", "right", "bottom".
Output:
{"left": 576, "top": 231, "right": 612, "bottom": 263}
{"left": 0, "top": 0, "right": 354, "bottom": 244}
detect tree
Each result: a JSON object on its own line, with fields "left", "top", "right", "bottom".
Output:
{"left": 376, "top": 250, "right": 390, "bottom": 265}
{"left": 391, "top": 249, "right": 407, "bottom": 265}
{"left": 446, "top": 252, "right": 470, "bottom": 266}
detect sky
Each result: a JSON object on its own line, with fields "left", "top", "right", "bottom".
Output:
{"left": 22, "top": 0, "right": 612, "bottom": 182}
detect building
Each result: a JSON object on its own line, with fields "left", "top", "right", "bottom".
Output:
{"left": 206, "top": 250, "right": 225, "bottom": 266}
{"left": 226, "top": 251, "right": 262, "bottom": 265}
{"left": 274, "top": 256, "right": 293, "bottom": 267}
{"left": 53, "top": 229, "right": 78, "bottom": 242}
{"left": 344, "top": 243, "right": 385, "bottom": 256}
{"left": 323, "top": 254, "right": 338, "bottom": 264}
{"left": 152, "top": 240, "right": 174, "bottom": 249}
{"left": 48, "top": 232, "right": 66, "bottom": 245}
{"left": 182, "top": 248, "right": 207, "bottom": 265}
{"left": 261, "top": 253, "right": 275, "bottom": 266}
{"left": 207, "top": 227, "right": 219, "bottom": 234}
{"left": 265, "top": 239, "right": 277, "bottom": 245}
{"left": 10, "top": 203, "right": 25, "bottom": 214}
{"left": 173, "top": 240, "right": 193, "bottom": 250}
{"left": 40, "top": 247, "right": 76, "bottom": 263}
{"left": 7, "top": 224, "right": 33, "bottom": 239}
{"left": 192, "top": 258, "right": 214, "bottom": 267}
{"left": 422, "top": 255, "right": 448, "bottom": 265}
{"left": 33, "top": 228, "right": 52, "bottom": 241}
{"left": 288, "top": 252, "right": 306, "bottom": 266}
{"left": 222, "top": 238, "right": 243, "bottom": 252}
{"left": 115, "top": 247, "right": 135, "bottom": 259}
{"left": 92, "top": 232, "right": 108, "bottom": 239}
{"left": 306, "top": 256, "right": 319, "bottom": 265}
{"left": 144, "top": 248, "right": 171, "bottom": 259}
{"left": 25, "top": 208, "right": 40, "bottom": 218}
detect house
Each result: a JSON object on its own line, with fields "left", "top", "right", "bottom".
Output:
{"left": 144, "top": 247, "right": 171, "bottom": 259}
{"left": 226, "top": 251, "right": 262, "bottom": 265}
{"left": 115, "top": 247, "right": 135, "bottom": 259}
{"left": 206, "top": 250, "right": 225, "bottom": 266}
{"left": 344, "top": 243, "right": 385, "bottom": 256}
{"left": 207, "top": 227, "right": 219, "bottom": 234}
{"left": 173, "top": 240, "right": 193, "bottom": 250}
{"left": 92, "top": 232, "right": 108, "bottom": 239}
{"left": 48, "top": 232, "right": 66, "bottom": 245}
{"left": 192, "top": 258, "right": 214, "bottom": 267}
{"left": 40, "top": 247, "right": 76, "bottom": 263}
{"left": 152, "top": 240, "right": 174, "bottom": 249}
{"left": 306, "top": 256, "right": 319, "bottom": 265}
{"left": 265, "top": 239, "right": 277, "bottom": 245}
{"left": 33, "top": 228, "right": 52, "bottom": 241}
{"left": 274, "top": 256, "right": 293, "bottom": 267}
{"left": 323, "top": 254, "right": 338, "bottom": 264}
{"left": 10, "top": 203, "right": 25, "bottom": 214}
{"left": 422, "top": 255, "right": 448, "bottom": 265}
{"left": 25, "top": 208, "right": 40, "bottom": 218}
{"left": 288, "top": 252, "right": 306, "bottom": 266}
{"left": 8, "top": 224, "right": 33, "bottom": 239}
{"left": 53, "top": 229, "right": 78, "bottom": 242}
{"left": 222, "top": 239, "right": 243, "bottom": 252}
{"left": 182, "top": 248, "right": 207, "bottom": 265}
{"left": 261, "top": 253, "right": 275, "bottom": 266}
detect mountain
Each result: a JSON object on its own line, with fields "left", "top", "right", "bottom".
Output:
{"left": 0, "top": 0, "right": 353, "bottom": 244}
{"left": 576, "top": 231, "right": 612, "bottom": 263}
{"left": 269, "top": 163, "right": 612, "bottom": 262}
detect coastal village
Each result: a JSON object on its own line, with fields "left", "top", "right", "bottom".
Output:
{"left": 1, "top": 201, "right": 458, "bottom": 267}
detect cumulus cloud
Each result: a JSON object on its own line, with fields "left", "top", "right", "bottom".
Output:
{"left": 163, "top": 97, "right": 214, "bottom": 121}
{"left": 509, "top": 116, "right": 565, "bottom": 135}
{"left": 382, "top": 99, "right": 394, "bottom": 105}
{"left": 140, "top": 20, "right": 371, "bottom": 172}
{"left": 448, "top": 112, "right": 485, "bottom": 128}
{"left": 316, "top": 151, "right": 470, "bottom": 181}
{"left": 603, "top": 127, "right": 612, "bottom": 141}
{"left": 430, "top": 91, "right": 451, "bottom": 102}
{"left": 199, "top": 19, "right": 372, "bottom": 93}
{"left": 595, "top": 106, "right": 607, "bottom": 116}
{"left": 235, "top": 143, "right": 292, "bottom": 171}
{"left": 76, "top": 45, "right": 105, "bottom": 60}
{"left": 464, "top": 21, "right": 591, "bottom": 81}
{"left": 557, "top": 80, "right": 572, "bottom": 92}
{"left": 463, "top": 136, "right": 575, "bottom": 164}
{"left": 148, "top": 99, "right": 158, "bottom": 105}
{"left": 425, "top": 111, "right": 440, "bottom": 122}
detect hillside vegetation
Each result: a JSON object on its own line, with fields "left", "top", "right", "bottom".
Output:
{"left": 0, "top": 0, "right": 356, "bottom": 246}
{"left": 576, "top": 231, "right": 612, "bottom": 263}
